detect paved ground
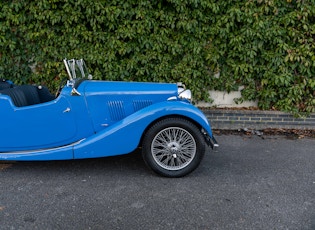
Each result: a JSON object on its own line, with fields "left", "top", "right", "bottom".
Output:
{"left": 0, "top": 135, "right": 314, "bottom": 230}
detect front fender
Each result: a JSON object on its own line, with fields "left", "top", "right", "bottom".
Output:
{"left": 73, "top": 101, "right": 213, "bottom": 159}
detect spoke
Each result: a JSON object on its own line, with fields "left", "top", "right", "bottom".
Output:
{"left": 160, "top": 154, "right": 173, "bottom": 166}
{"left": 180, "top": 143, "right": 195, "bottom": 152}
{"left": 173, "top": 129, "right": 180, "bottom": 142}
{"left": 177, "top": 150, "right": 192, "bottom": 161}
{"left": 152, "top": 127, "right": 197, "bottom": 170}
{"left": 179, "top": 132, "right": 191, "bottom": 144}
{"left": 178, "top": 130, "right": 186, "bottom": 142}
{"left": 181, "top": 138, "right": 195, "bottom": 148}
{"left": 164, "top": 129, "right": 172, "bottom": 142}
{"left": 155, "top": 134, "right": 169, "bottom": 145}
{"left": 153, "top": 141, "right": 168, "bottom": 149}
{"left": 177, "top": 154, "right": 190, "bottom": 164}
{"left": 153, "top": 148, "right": 168, "bottom": 155}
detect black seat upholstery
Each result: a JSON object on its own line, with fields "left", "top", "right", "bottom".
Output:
{"left": 0, "top": 84, "right": 55, "bottom": 107}
{"left": 37, "top": 85, "right": 55, "bottom": 103}
{"left": 0, "top": 79, "right": 12, "bottom": 90}
{"left": 0, "top": 88, "right": 28, "bottom": 107}
{"left": 16, "top": 85, "right": 41, "bottom": 105}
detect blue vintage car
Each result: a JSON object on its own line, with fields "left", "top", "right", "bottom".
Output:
{"left": 0, "top": 59, "right": 218, "bottom": 177}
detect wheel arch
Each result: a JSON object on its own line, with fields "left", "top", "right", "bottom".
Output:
{"left": 139, "top": 114, "right": 206, "bottom": 148}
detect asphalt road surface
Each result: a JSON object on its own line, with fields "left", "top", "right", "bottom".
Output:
{"left": 0, "top": 135, "right": 314, "bottom": 230}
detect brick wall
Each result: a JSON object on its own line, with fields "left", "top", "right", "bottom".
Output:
{"left": 202, "top": 109, "right": 315, "bottom": 130}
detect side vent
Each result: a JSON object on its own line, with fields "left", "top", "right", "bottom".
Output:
{"left": 108, "top": 101, "right": 125, "bottom": 121}
{"left": 133, "top": 100, "right": 153, "bottom": 111}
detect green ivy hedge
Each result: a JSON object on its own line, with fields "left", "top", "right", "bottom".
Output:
{"left": 1, "top": 0, "right": 314, "bottom": 114}
{"left": 207, "top": 0, "right": 315, "bottom": 115}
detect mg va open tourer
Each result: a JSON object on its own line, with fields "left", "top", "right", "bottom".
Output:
{"left": 0, "top": 59, "right": 218, "bottom": 177}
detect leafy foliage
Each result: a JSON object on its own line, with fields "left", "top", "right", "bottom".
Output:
{"left": 206, "top": 0, "right": 315, "bottom": 114}
{"left": 0, "top": 0, "right": 314, "bottom": 114}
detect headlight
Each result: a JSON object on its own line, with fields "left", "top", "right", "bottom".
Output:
{"left": 179, "top": 89, "right": 192, "bottom": 101}
{"left": 177, "top": 83, "right": 192, "bottom": 102}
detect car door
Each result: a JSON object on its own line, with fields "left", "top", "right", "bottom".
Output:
{"left": 0, "top": 96, "right": 78, "bottom": 152}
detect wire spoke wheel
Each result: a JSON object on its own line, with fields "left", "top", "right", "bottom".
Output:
{"left": 152, "top": 127, "right": 196, "bottom": 170}
{"left": 142, "top": 118, "right": 205, "bottom": 177}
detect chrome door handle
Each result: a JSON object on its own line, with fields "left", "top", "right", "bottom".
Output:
{"left": 63, "top": 107, "right": 71, "bottom": 113}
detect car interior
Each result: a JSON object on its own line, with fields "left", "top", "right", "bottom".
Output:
{"left": 0, "top": 79, "right": 55, "bottom": 107}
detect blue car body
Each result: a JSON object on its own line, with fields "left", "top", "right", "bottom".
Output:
{"left": 0, "top": 59, "right": 218, "bottom": 176}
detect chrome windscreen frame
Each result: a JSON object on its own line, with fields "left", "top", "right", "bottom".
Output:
{"left": 64, "top": 59, "right": 92, "bottom": 81}
{"left": 64, "top": 59, "right": 93, "bottom": 96}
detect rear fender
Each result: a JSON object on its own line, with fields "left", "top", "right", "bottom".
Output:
{"left": 73, "top": 101, "right": 213, "bottom": 159}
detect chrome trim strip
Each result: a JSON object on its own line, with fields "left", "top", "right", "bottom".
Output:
{"left": 64, "top": 59, "right": 73, "bottom": 80}
{"left": 167, "top": 96, "right": 177, "bottom": 101}
{"left": 0, "top": 139, "right": 85, "bottom": 154}
{"left": 71, "top": 88, "right": 81, "bottom": 96}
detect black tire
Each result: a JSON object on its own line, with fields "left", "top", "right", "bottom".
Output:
{"left": 142, "top": 117, "right": 205, "bottom": 177}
